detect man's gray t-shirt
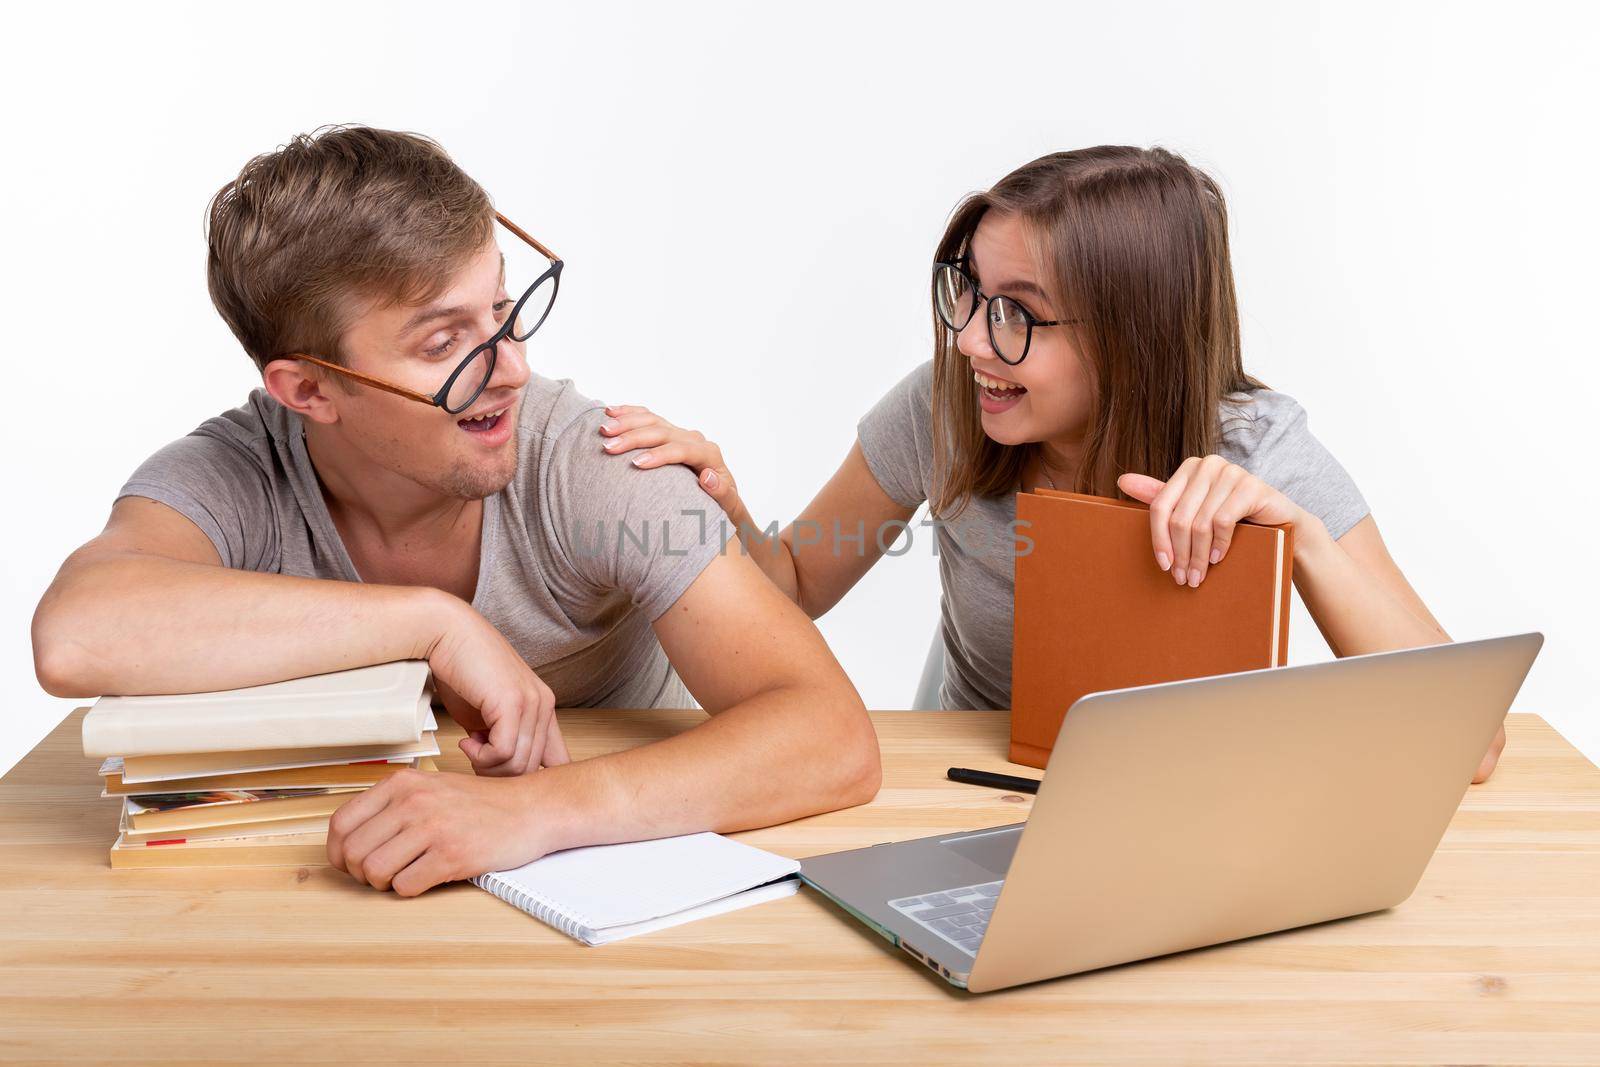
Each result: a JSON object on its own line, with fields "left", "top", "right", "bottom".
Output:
{"left": 857, "top": 360, "right": 1371, "bottom": 712}
{"left": 117, "top": 374, "right": 724, "bottom": 708}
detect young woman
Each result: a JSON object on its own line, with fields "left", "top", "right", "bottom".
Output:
{"left": 596, "top": 146, "right": 1502, "bottom": 783}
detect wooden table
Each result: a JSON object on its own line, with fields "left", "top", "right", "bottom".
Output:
{"left": 2, "top": 708, "right": 1598, "bottom": 1065}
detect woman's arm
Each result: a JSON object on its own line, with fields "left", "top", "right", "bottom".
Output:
{"left": 1290, "top": 514, "right": 1503, "bottom": 782}
{"left": 1293, "top": 514, "right": 1447, "bottom": 656}
{"left": 773, "top": 443, "right": 918, "bottom": 617}
{"left": 1118, "top": 458, "right": 1503, "bottom": 782}
{"left": 599, "top": 407, "right": 914, "bottom": 618}
{"left": 1117, "top": 458, "right": 1444, "bottom": 650}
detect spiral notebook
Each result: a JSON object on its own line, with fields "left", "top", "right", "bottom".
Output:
{"left": 471, "top": 832, "right": 801, "bottom": 945}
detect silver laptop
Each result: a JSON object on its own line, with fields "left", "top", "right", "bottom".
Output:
{"left": 800, "top": 633, "right": 1543, "bottom": 992}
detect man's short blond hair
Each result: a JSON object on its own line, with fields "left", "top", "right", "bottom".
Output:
{"left": 206, "top": 125, "right": 494, "bottom": 372}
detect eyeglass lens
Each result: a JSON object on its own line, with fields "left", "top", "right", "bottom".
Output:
{"left": 510, "top": 271, "right": 559, "bottom": 343}
{"left": 933, "top": 264, "right": 1031, "bottom": 364}
{"left": 442, "top": 346, "right": 496, "bottom": 413}
{"left": 934, "top": 264, "right": 977, "bottom": 332}
{"left": 984, "top": 297, "right": 1030, "bottom": 363}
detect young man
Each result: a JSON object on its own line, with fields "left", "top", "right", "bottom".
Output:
{"left": 31, "top": 125, "right": 880, "bottom": 896}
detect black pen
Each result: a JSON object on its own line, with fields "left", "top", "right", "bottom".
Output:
{"left": 947, "top": 767, "right": 1041, "bottom": 794}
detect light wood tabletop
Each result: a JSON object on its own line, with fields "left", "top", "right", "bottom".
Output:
{"left": 2, "top": 707, "right": 1598, "bottom": 1065}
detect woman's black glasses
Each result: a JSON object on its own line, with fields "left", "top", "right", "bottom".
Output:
{"left": 931, "top": 259, "right": 1076, "bottom": 366}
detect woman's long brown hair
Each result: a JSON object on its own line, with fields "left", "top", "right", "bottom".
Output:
{"left": 929, "top": 146, "right": 1267, "bottom": 517}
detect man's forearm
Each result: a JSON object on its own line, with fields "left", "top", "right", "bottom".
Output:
{"left": 525, "top": 684, "right": 881, "bottom": 854}
{"left": 33, "top": 551, "right": 451, "bottom": 697}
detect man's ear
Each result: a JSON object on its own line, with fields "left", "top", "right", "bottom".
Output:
{"left": 262, "top": 357, "right": 340, "bottom": 425}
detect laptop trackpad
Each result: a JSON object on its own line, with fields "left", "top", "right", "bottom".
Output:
{"left": 940, "top": 825, "right": 1022, "bottom": 876}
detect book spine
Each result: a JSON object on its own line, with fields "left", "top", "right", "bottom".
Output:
{"left": 470, "top": 873, "right": 592, "bottom": 943}
{"left": 1277, "top": 522, "right": 1295, "bottom": 666}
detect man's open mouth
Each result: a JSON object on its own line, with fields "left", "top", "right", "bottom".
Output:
{"left": 458, "top": 407, "right": 508, "bottom": 433}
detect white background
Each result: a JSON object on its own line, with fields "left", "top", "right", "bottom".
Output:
{"left": 4, "top": 1, "right": 1596, "bottom": 778}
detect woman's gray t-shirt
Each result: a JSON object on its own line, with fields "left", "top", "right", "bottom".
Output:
{"left": 856, "top": 360, "right": 1370, "bottom": 712}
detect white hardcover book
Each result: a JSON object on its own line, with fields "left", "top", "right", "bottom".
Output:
{"left": 472, "top": 832, "right": 802, "bottom": 946}
{"left": 82, "top": 661, "right": 434, "bottom": 757}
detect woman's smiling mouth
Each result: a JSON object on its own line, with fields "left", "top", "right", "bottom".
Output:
{"left": 974, "top": 369, "right": 1027, "bottom": 413}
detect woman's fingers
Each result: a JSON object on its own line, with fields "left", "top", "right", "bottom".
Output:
{"left": 604, "top": 423, "right": 721, "bottom": 472}
{"left": 1152, "top": 454, "right": 1203, "bottom": 579}
{"left": 597, "top": 412, "right": 740, "bottom": 519}
{"left": 1116, "top": 472, "right": 1166, "bottom": 503}
{"left": 1205, "top": 477, "right": 1259, "bottom": 573}
{"left": 1171, "top": 454, "right": 1228, "bottom": 585}
{"left": 631, "top": 440, "right": 719, "bottom": 472}
{"left": 1187, "top": 464, "right": 1245, "bottom": 585}
{"left": 601, "top": 425, "right": 675, "bottom": 454}
{"left": 1166, "top": 461, "right": 1220, "bottom": 587}
{"left": 697, "top": 466, "right": 740, "bottom": 506}
{"left": 1129, "top": 458, "right": 1284, "bottom": 588}
{"left": 600, "top": 410, "right": 670, "bottom": 437}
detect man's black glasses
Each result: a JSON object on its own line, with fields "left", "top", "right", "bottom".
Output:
{"left": 287, "top": 212, "right": 562, "bottom": 414}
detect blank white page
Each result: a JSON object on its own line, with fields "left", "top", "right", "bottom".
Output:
{"left": 472, "top": 832, "right": 801, "bottom": 944}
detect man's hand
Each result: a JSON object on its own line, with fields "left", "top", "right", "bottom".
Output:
{"left": 425, "top": 598, "right": 571, "bottom": 776}
{"left": 327, "top": 767, "right": 553, "bottom": 896}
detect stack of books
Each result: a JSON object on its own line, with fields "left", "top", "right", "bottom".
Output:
{"left": 81, "top": 661, "right": 441, "bottom": 869}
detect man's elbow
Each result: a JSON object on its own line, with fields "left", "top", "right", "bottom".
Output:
{"left": 829, "top": 697, "right": 882, "bottom": 807}
{"left": 31, "top": 605, "right": 96, "bottom": 699}
{"left": 843, "top": 741, "right": 883, "bottom": 807}
{"left": 33, "top": 636, "right": 93, "bottom": 698}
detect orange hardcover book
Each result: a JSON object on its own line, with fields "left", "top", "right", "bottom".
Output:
{"left": 1010, "top": 489, "right": 1294, "bottom": 768}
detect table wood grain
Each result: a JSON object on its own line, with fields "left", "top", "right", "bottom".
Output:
{"left": 2, "top": 708, "right": 1598, "bottom": 1065}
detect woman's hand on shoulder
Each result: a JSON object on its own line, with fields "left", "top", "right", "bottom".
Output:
{"left": 598, "top": 405, "right": 746, "bottom": 521}
{"left": 1117, "top": 455, "right": 1317, "bottom": 587}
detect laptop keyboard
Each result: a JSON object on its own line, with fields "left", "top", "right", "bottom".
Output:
{"left": 888, "top": 880, "right": 1004, "bottom": 956}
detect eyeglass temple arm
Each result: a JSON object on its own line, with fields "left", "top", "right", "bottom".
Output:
{"left": 495, "top": 211, "right": 559, "bottom": 262}
{"left": 289, "top": 353, "right": 437, "bottom": 405}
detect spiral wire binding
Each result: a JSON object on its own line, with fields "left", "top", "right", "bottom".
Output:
{"left": 471, "top": 871, "right": 595, "bottom": 942}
